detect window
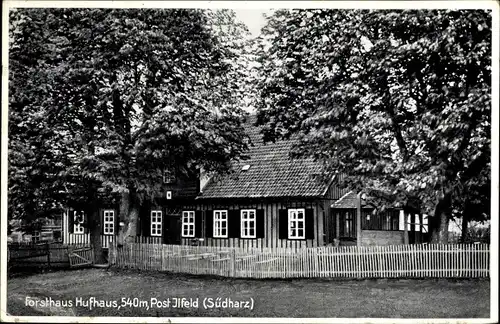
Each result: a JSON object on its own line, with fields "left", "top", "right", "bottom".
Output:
{"left": 163, "top": 169, "right": 175, "bottom": 184}
{"left": 422, "top": 214, "right": 429, "bottom": 233}
{"left": 103, "top": 210, "right": 115, "bottom": 235}
{"left": 392, "top": 212, "right": 400, "bottom": 230}
{"left": 384, "top": 213, "right": 391, "bottom": 229}
{"left": 182, "top": 211, "right": 195, "bottom": 237}
{"left": 74, "top": 211, "right": 85, "bottom": 234}
{"left": 151, "top": 210, "right": 162, "bottom": 236}
{"left": 213, "top": 210, "right": 228, "bottom": 238}
{"left": 345, "top": 212, "right": 352, "bottom": 235}
{"left": 339, "top": 210, "right": 356, "bottom": 238}
{"left": 288, "top": 208, "right": 305, "bottom": 239}
{"left": 240, "top": 209, "right": 256, "bottom": 238}
{"left": 361, "top": 209, "right": 399, "bottom": 231}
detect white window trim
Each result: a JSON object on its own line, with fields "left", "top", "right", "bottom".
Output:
{"left": 182, "top": 211, "right": 195, "bottom": 238}
{"left": 151, "top": 210, "right": 162, "bottom": 237}
{"left": 240, "top": 209, "right": 257, "bottom": 239}
{"left": 213, "top": 210, "right": 228, "bottom": 238}
{"left": 103, "top": 210, "right": 115, "bottom": 235}
{"left": 73, "top": 211, "right": 85, "bottom": 234}
{"left": 288, "top": 208, "right": 305, "bottom": 240}
{"left": 422, "top": 214, "right": 429, "bottom": 233}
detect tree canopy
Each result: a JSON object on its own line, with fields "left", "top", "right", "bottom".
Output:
{"left": 254, "top": 9, "right": 491, "bottom": 242}
{"left": 8, "top": 9, "right": 252, "bottom": 245}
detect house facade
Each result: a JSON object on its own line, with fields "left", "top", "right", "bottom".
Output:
{"left": 62, "top": 116, "right": 427, "bottom": 248}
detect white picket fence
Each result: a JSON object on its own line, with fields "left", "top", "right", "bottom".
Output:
{"left": 63, "top": 235, "right": 163, "bottom": 247}
{"left": 63, "top": 234, "right": 115, "bottom": 248}
{"left": 109, "top": 243, "right": 490, "bottom": 279}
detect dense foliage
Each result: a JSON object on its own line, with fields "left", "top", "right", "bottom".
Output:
{"left": 9, "top": 9, "right": 251, "bottom": 246}
{"left": 254, "top": 9, "right": 491, "bottom": 242}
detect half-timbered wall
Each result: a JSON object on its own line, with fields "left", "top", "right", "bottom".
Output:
{"left": 62, "top": 208, "right": 117, "bottom": 248}
{"left": 137, "top": 199, "right": 328, "bottom": 249}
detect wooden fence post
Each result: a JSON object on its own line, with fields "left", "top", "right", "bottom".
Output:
{"left": 109, "top": 240, "right": 115, "bottom": 265}
{"left": 314, "top": 249, "right": 319, "bottom": 276}
{"left": 403, "top": 212, "right": 409, "bottom": 245}
{"left": 356, "top": 194, "right": 362, "bottom": 247}
{"left": 230, "top": 249, "right": 236, "bottom": 277}
{"left": 46, "top": 243, "right": 51, "bottom": 269}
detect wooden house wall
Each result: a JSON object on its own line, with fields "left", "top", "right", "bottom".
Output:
{"left": 318, "top": 177, "right": 347, "bottom": 245}
{"left": 62, "top": 208, "right": 118, "bottom": 248}
{"left": 323, "top": 206, "right": 336, "bottom": 245}
{"left": 162, "top": 176, "right": 199, "bottom": 198}
{"left": 138, "top": 199, "right": 328, "bottom": 249}
{"left": 325, "top": 173, "right": 350, "bottom": 201}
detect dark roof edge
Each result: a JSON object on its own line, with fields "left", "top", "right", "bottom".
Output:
{"left": 195, "top": 194, "right": 326, "bottom": 201}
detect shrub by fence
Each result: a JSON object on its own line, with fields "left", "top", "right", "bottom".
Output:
{"left": 109, "top": 242, "right": 489, "bottom": 279}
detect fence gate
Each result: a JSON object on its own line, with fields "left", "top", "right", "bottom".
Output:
{"left": 68, "top": 246, "right": 94, "bottom": 268}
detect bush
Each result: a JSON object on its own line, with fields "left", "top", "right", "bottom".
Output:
{"left": 449, "top": 221, "right": 490, "bottom": 244}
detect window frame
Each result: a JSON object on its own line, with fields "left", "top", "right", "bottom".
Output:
{"left": 150, "top": 210, "right": 163, "bottom": 237}
{"left": 73, "top": 211, "right": 85, "bottom": 234}
{"left": 240, "top": 209, "right": 257, "bottom": 239}
{"left": 182, "top": 211, "right": 195, "bottom": 238}
{"left": 344, "top": 211, "right": 354, "bottom": 237}
{"left": 213, "top": 210, "right": 228, "bottom": 238}
{"left": 33, "top": 231, "right": 41, "bottom": 243}
{"left": 362, "top": 209, "right": 400, "bottom": 231}
{"left": 103, "top": 210, "right": 115, "bottom": 235}
{"left": 288, "top": 208, "right": 305, "bottom": 240}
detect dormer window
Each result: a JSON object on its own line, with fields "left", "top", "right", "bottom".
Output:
{"left": 241, "top": 164, "right": 251, "bottom": 171}
{"left": 163, "top": 169, "right": 176, "bottom": 184}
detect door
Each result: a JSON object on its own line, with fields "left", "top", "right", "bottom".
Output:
{"left": 165, "top": 215, "right": 181, "bottom": 245}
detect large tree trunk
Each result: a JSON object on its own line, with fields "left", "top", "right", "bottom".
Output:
{"left": 117, "top": 190, "right": 140, "bottom": 246}
{"left": 89, "top": 206, "right": 105, "bottom": 264}
{"left": 429, "top": 194, "right": 451, "bottom": 243}
{"left": 461, "top": 213, "right": 469, "bottom": 243}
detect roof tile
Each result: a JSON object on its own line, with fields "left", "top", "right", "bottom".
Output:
{"left": 198, "top": 115, "right": 330, "bottom": 199}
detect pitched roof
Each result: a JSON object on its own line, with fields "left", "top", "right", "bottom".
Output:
{"left": 197, "top": 115, "right": 332, "bottom": 199}
{"left": 330, "top": 191, "right": 371, "bottom": 209}
{"left": 331, "top": 191, "right": 359, "bottom": 208}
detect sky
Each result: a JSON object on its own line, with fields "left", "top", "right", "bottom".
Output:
{"left": 233, "top": 9, "right": 272, "bottom": 37}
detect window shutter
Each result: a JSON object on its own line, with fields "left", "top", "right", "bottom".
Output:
{"left": 228, "top": 210, "right": 240, "bottom": 238}
{"left": 305, "top": 209, "right": 314, "bottom": 239}
{"left": 195, "top": 211, "right": 202, "bottom": 237}
{"left": 161, "top": 212, "right": 167, "bottom": 244}
{"left": 68, "top": 209, "right": 74, "bottom": 234}
{"left": 100, "top": 209, "right": 105, "bottom": 235}
{"left": 138, "top": 204, "right": 148, "bottom": 236}
{"left": 278, "top": 209, "right": 288, "bottom": 239}
{"left": 256, "top": 209, "right": 265, "bottom": 238}
{"left": 205, "top": 210, "right": 213, "bottom": 238}
{"left": 142, "top": 211, "right": 151, "bottom": 237}
{"left": 83, "top": 211, "right": 89, "bottom": 234}
{"left": 114, "top": 209, "right": 119, "bottom": 236}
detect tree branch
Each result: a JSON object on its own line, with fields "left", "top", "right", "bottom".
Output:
{"left": 385, "top": 94, "right": 409, "bottom": 163}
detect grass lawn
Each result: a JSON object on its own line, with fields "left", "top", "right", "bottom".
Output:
{"left": 7, "top": 268, "right": 490, "bottom": 318}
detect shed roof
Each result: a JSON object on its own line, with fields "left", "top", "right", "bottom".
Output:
{"left": 330, "top": 191, "right": 373, "bottom": 209}
{"left": 197, "top": 115, "right": 333, "bottom": 199}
